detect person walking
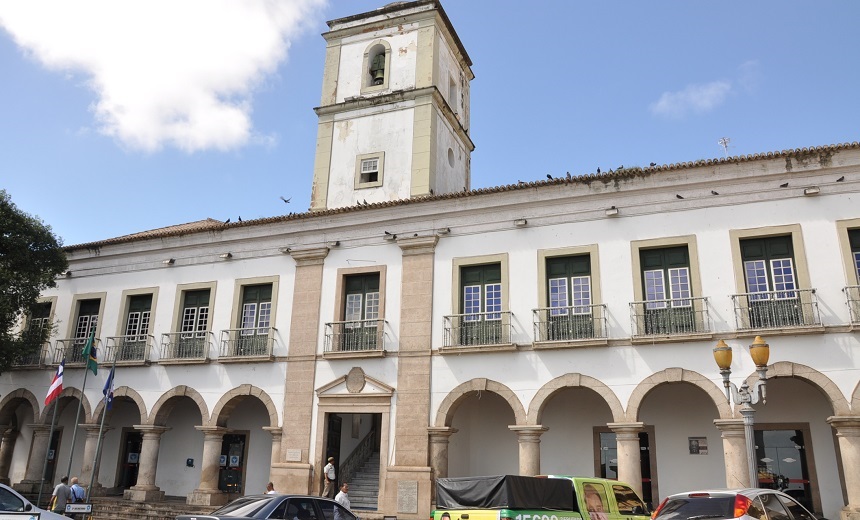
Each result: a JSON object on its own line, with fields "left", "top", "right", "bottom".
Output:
{"left": 70, "top": 477, "right": 85, "bottom": 503}
{"left": 322, "top": 456, "right": 336, "bottom": 498}
{"left": 50, "top": 476, "right": 73, "bottom": 517}
{"left": 334, "top": 482, "right": 351, "bottom": 520}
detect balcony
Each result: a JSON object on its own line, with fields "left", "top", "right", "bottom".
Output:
{"left": 219, "top": 328, "right": 276, "bottom": 362}
{"left": 105, "top": 335, "right": 154, "bottom": 365}
{"left": 159, "top": 332, "right": 211, "bottom": 364}
{"left": 443, "top": 311, "right": 514, "bottom": 352}
{"left": 845, "top": 285, "right": 860, "bottom": 325}
{"left": 52, "top": 337, "right": 102, "bottom": 365}
{"left": 324, "top": 320, "right": 384, "bottom": 357}
{"left": 630, "top": 296, "right": 712, "bottom": 341}
{"left": 731, "top": 289, "right": 822, "bottom": 333}
{"left": 12, "top": 343, "right": 48, "bottom": 368}
{"left": 533, "top": 304, "right": 608, "bottom": 348}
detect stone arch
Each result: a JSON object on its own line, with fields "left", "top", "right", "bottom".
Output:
{"left": 0, "top": 389, "right": 40, "bottom": 427}
{"left": 148, "top": 385, "right": 209, "bottom": 426}
{"left": 434, "top": 378, "right": 526, "bottom": 427}
{"left": 39, "top": 387, "right": 92, "bottom": 424}
{"left": 853, "top": 380, "right": 860, "bottom": 413}
{"left": 626, "top": 367, "right": 732, "bottom": 422}
{"left": 756, "top": 361, "right": 850, "bottom": 415}
{"left": 92, "top": 386, "right": 147, "bottom": 424}
{"left": 209, "top": 385, "right": 279, "bottom": 428}
{"left": 527, "top": 373, "right": 625, "bottom": 424}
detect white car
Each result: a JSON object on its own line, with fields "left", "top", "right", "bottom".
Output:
{"left": 0, "top": 482, "right": 69, "bottom": 520}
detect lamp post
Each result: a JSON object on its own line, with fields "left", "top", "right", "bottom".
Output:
{"left": 713, "top": 336, "right": 770, "bottom": 488}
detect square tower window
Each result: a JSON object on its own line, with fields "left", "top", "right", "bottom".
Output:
{"left": 355, "top": 152, "right": 384, "bottom": 189}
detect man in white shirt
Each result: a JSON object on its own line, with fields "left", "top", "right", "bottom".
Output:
{"left": 335, "top": 483, "right": 350, "bottom": 512}
{"left": 322, "top": 456, "right": 336, "bottom": 498}
{"left": 266, "top": 482, "right": 276, "bottom": 494}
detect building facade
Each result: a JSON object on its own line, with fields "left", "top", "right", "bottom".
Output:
{"left": 1, "top": 2, "right": 860, "bottom": 520}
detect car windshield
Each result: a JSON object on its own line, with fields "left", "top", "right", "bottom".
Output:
{"left": 211, "top": 496, "right": 273, "bottom": 517}
{"left": 655, "top": 497, "right": 734, "bottom": 520}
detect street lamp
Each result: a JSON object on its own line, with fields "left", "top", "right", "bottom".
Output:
{"left": 713, "top": 336, "right": 770, "bottom": 488}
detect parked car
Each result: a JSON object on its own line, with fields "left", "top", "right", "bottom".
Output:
{"left": 176, "top": 494, "right": 358, "bottom": 520}
{"left": 651, "top": 489, "right": 826, "bottom": 520}
{"left": 0, "top": 482, "right": 70, "bottom": 520}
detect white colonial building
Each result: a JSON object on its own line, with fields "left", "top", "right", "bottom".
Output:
{"left": 1, "top": 2, "right": 859, "bottom": 520}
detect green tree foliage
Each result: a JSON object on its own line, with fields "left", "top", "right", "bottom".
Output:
{"left": 0, "top": 190, "right": 68, "bottom": 374}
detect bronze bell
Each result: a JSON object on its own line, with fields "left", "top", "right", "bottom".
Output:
{"left": 370, "top": 54, "right": 385, "bottom": 85}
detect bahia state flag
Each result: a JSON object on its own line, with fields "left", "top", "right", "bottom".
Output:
{"left": 45, "top": 359, "right": 64, "bottom": 405}
{"left": 81, "top": 329, "right": 98, "bottom": 375}
{"left": 102, "top": 366, "right": 115, "bottom": 410}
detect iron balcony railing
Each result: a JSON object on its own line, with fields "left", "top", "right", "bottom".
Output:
{"left": 53, "top": 337, "right": 102, "bottom": 365}
{"left": 533, "top": 304, "right": 608, "bottom": 342}
{"left": 13, "top": 343, "right": 48, "bottom": 367}
{"left": 219, "top": 328, "right": 275, "bottom": 358}
{"left": 630, "top": 296, "right": 711, "bottom": 337}
{"left": 844, "top": 286, "right": 860, "bottom": 324}
{"left": 443, "top": 311, "right": 513, "bottom": 348}
{"left": 324, "top": 320, "right": 384, "bottom": 353}
{"left": 731, "top": 288, "right": 820, "bottom": 331}
{"left": 106, "top": 335, "right": 154, "bottom": 364}
{"left": 160, "top": 332, "right": 211, "bottom": 361}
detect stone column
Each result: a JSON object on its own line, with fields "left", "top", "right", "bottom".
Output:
{"left": 0, "top": 427, "right": 17, "bottom": 485}
{"left": 187, "top": 426, "right": 228, "bottom": 506}
{"left": 427, "top": 427, "right": 457, "bottom": 480}
{"left": 827, "top": 416, "right": 860, "bottom": 520}
{"left": 124, "top": 425, "right": 169, "bottom": 501}
{"left": 714, "top": 419, "right": 748, "bottom": 488}
{"left": 608, "top": 422, "right": 645, "bottom": 498}
{"left": 509, "top": 425, "right": 548, "bottom": 476}
{"left": 382, "top": 236, "right": 439, "bottom": 519}
{"left": 271, "top": 247, "right": 328, "bottom": 494}
{"left": 263, "top": 426, "right": 283, "bottom": 467}
{"left": 79, "top": 424, "right": 111, "bottom": 488}
{"left": 15, "top": 425, "right": 54, "bottom": 494}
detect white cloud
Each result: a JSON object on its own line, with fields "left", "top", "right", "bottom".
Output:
{"left": 649, "top": 80, "right": 732, "bottom": 119}
{"left": 0, "top": 0, "right": 326, "bottom": 152}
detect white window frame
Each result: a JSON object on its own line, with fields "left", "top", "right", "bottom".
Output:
{"left": 355, "top": 152, "right": 384, "bottom": 189}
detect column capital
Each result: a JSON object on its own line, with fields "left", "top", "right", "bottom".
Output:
{"left": 27, "top": 424, "right": 53, "bottom": 435}
{"left": 397, "top": 235, "right": 439, "bottom": 256}
{"left": 288, "top": 247, "right": 329, "bottom": 266}
{"left": 509, "top": 425, "right": 549, "bottom": 442}
{"left": 714, "top": 419, "right": 746, "bottom": 431}
{"left": 133, "top": 425, "right": 171, "bottom": 436}
{"left": 607, "top": 422, "right": 645, "bottom": 434}
{"left": 427, "top": 427, "right": 458, "bottom": 439}
{"left": 827, "top": 416, "right": 860, "bottom": 435}
{"left": 194, "top": 426, "right": 228, "bottom": 434}
{"left": 263, "top": 426, "right": 283, "bottom": 438}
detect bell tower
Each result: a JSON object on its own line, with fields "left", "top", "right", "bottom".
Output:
{"left": 310, "top": 0, "right": 475, "bottom": 211}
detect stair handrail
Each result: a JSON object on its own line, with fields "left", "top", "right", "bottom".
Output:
{"left": 338, "top": 428, "right": 377, "bottom": 486}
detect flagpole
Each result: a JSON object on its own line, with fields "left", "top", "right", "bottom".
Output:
{"left": 86, "top": 354, "right": 118, "bottom": 502}
{"left": 37, "top": 388, "right": 60, "bottom": 507}
{"left": 65, "top": 329, "right": 96, "bottom": 482}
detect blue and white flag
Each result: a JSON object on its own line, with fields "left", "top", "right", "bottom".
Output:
{"left": 102, "top": 366, "right": 115, "bottom": 410}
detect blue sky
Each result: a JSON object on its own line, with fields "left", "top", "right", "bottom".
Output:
{"left": 2, "top": 1, "right": 858, "bottom": 247}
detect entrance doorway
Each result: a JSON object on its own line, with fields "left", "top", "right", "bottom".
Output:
{"left": 118, "top": 429, "right": 141, "bottom": 489}
{"left": 219, "top": 432, "right": 248, "bottom": 495}
{"left": 595, "top": 428, "right": 657, "bottom": 508}
{"left": 323, "top": 413, "right": 381, "bottom": 488}
{"left": 755, "top": 427, "right": 816, "bottom": 513}
{"left": 43, "top": 429, "right": 61, "bottom": 484}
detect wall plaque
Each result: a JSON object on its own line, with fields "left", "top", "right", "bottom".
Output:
{"left": 397, "top": 480, "right": 418, "bottom": 513}
{"left": 286, "top": 448, "right": 302, "bottom": 462}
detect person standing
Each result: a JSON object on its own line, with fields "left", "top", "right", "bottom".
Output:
{"left": 335, "top": 483, "right": 351, "bottom": 511}
{"left": 322, "top": 456, "right": 336, "bottom": 498}
{"left": 266, "top": 482, "right": 276, "bottom": 494}
{"left": 51, "top": 475, "right": 73, "bottom": 517}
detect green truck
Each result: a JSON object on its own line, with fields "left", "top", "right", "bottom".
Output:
{"left": 431, "top": 475, "right": 650, "bottom": 520}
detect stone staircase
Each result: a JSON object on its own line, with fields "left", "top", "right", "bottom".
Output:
{"left": 348, "top": 451, "right": 380, "bottom": 511}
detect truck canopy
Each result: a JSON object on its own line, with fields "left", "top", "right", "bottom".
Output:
{"left": 436, "top": 475, "right": 574, "bottom": 510}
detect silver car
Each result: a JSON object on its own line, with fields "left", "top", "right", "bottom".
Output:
{"left": 0, "top": 482, "right": 70, "bottom": 520}
{"left": 651, "top": 489, "right": 826, "bottom": 520}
